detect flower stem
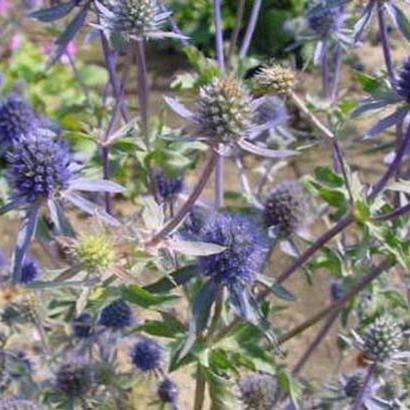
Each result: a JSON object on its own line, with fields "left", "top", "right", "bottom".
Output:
{"left": 291, "top": 309, "right": 340, "bottom": 376}
{"left": 278, "top": 259, "right": 391, "bottom": 345}
{"left": 193, "top": 364, "right": 206, "bottom": 410}
{"left": 331, "top": 45, "right": 343, "bottom": 104}
{"left": 213, "top": 0, "right": 225, "bottom": 209}
{"left": 146, "top": 150, "right": 218, "bottom": 246}
{"left": 227, "top": 0, "right": 246, "bottom": 61}
{"left": 239, "top": 0, "right": 262, "bottom": 58}
{"left": 321, "top": 40, "right": 331, "bottom": 100}
{"left": 351, "top": 362, "right": 377, "bottom": 410}
{"left": 377, "top": 3, "right": 395, "bottom": 84}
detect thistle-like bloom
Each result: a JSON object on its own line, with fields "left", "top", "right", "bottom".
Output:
{"left": 95, "top": 0, "right": 182, "bottom": 42}
{"left": 74, "top": 234, "right": 115, "bottom": 273}
{"left": 154, "top": 169, "right": 184, "bottom": 202}
{"left": 352, "top": 315, "right": 410, "bottom": 365}
{"left": 0, "top": 398, "right": 42, "bottom": 410}
{"left": 263, "top": 181, "right": 307, "bottom": 238}
{"left": 2, "top": 134, "right": 124, "bottom": 282}
{"left": 198, "top": 214, "right": 266, "bottom": 287}
{"left": 396, "top": 56, "right": 410, "bottom": 104}
{"left": 72, "top": 313, "right": 93, "bottom": 338}
{"left": 20, "top": 258, "right": 40, "bottom": 284}
{"left": 306, "top": 0, "right": 345, "bottom": 38}
{"left": 55, "top": 363, "right": 91, "bottom": 397}
{"left": 165, "top": 76, "right": 297, "bottom": 160}
{"left": 238, "top": 373, "right": 278, "bottom": 410}
{"left": 157, "top": 378, "right": 178, "bottom": 404}
{"left": 323, "top": 370, "right": 382, "bottom": 409}
{"left": 0, "top": 95, "right": 41, "bottom": 150}
{"left": 98, "top": 299, "right": 132, "bottom": 329}
{"left": 253, "top": 64, "right": 296, "bottom": 96}
{"left": 131, "top": 339, "right": 163, "bottom": 372}
{"left": 7, "top": 136, "right": 71, "bottom": 204}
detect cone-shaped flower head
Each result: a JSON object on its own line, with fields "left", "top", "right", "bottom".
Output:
{"left": 98, "top": 298, "right": 132, "bottom": 329}
{"left": 363, "top": 315, "right": 403, "bottom": 361}
{"left": 0, "top": 95, "right": 40, "bottom": 148}
{"left": 306, "top": 0, "right": 344, "bottom": 37}
{"left": 197, "top": 76, "right": 253, "bottom": 143}
{"left": 72, "top": 313, "right": 93, "bottom": 338}
{"left": 238, "top": 373, "right": 278, "bottom": 410}
{"left": 263, "top": 181, "right": 307, "bottom": 238}
{"left": 198, "top": 214, "right": 266, "bottom": 287}
{"left": 131, "top": 339, "right": 163, "bottom": 371}
{"left": 396, "top": 56, "right": 410, "bottom": 104}
{"left": 253, "top": 64, "right": 296, "bottom": 95}
{"left": 97, "top": 0, "right": 169, "bottom": 40}
{"left": 55, "top": 363, "right": 91, "bottom": 397}
{"left": 158, "top": 378, "right": 178, "bottom": 404}
{"left": 75, "top": 234, "right": 115, "bottom": 273}
{"left": 7, "top": 136, "right": 72, "bottom": 203}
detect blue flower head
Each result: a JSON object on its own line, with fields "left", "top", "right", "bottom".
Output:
{"left": 306, "top": 0, "right": 344, "bottom": 38}
{"left": 131, "top": 339, "right": 163, "bottom": 372}
{"left": 98, "top": 299, "right": 132, "bottom": 329}
{"left": 7, "top": 136, "right": 72, "bottom": 204}
{"left": 0, "top": 95, "right": 40, "bottom": 148}
{"left": 397, "top": 56, "right": 410, "bottom": 104}
{"left": 20, "top": 258, "right": 40, "bottom": 284}
{"left": 154, "top": 169, "right": 183, "bottom": 201}
{"left": 198, "top": 214, "right": 266, "bottom": 287}
{"left": 158, "top": 378, "right": 178, "bottom": 403}
{"left": 72, "top": 313, "right": 93, "bottom": 338}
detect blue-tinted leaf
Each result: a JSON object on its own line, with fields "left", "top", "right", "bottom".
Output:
{"left": 11, "top": 203, "right": 41, "bottom": 283}
{"left": 229, "top": 285, "right": 259, "bottom": 324}
{"left": 167, "top": 240, "right": 226, "bottom": 256}
{"left": 352, "top": 99, "right": 397, "bottom": 117}
{"left": 0, "top": 200, "right": 23, "bottom": 215}
{"left": 63, "top": 191, "right": 120, "bottom": 226}
{"left": 237, "top": 139, "right": 297, "bottom": 159}
{"left": 255, "top": 274, "right": 296, "bottom": 302}
{"left": 28, "top": 0, "right": 77, "bottom": 22}
{"left": 390, "top": 5, "right": 410, "bottom": 42}
{"left": 180, "top": 281, "right": 219, "bottom": 358}
{"left": 354, "top": 2, "right": 375, "bottom": 42}
{"left": 69, "top": 178, "right": 126, "bottom": 193}
{"left": 46, "top": 5, "right": 89, "bottom": 69}
{"left": 47, "top": 199, "right": 76, "bottom": 237}
{"left": 364, "top": 107, "right": 409, "bottom": 139}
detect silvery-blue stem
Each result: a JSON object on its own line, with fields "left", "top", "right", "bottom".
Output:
{"left": 321, "top": 41, "right": 331, "bottom": 99}
{"left": 377, "top": 3, "right": 395, "bottom": 84}
{"left": 292, "top": 309, "right": 340, "bottom": 375}
{"left": 351, "top": 362, "right": 376, "bottom": 410}
{"left": 239, "top": 0, "right": 262, "bottom": 58}
{"left": 228, "top": 0, "right": 246, "bottom": 60}
{"left": 213, "top": 0, "right": 225, "bottom": 209}
{"left": 331, "top": 45, "right": 343, "bottom": 104}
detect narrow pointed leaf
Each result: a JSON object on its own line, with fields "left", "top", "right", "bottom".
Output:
{"left": 364, "top": 108, "right": 409, "bottom": 139}
{"left": 69, "top": 178, "right": 126, "bottom": 193}
{"left": 256, "top": 274, "right": 296, "bottom": 302}
{"left": 166, "top": 240, "right": 226, "bottom": 256}
{"left": 48, "top": 199, "right": 76, "bottom": 237}
{"left": 122, "top": 285, "right": 179, "bottom": 308}
{"left": 237, "top": 139, "right": 297, "bottom": 159}
{"left": 390, "top": 5, "right": 410, "bottom": 42}
{"left": 144, "top": 265, "right": 197, "bottom": 293}
{"left": 164, "top": 96, "right": 197, "bottom": 123}
{"left": 28, "top": 0, "right": 77, "bottom": 22}
{"left": 11, "top": 203, "right": 41, "bottom": 283}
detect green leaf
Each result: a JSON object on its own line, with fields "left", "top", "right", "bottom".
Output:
{"left": 122, "top": 285, "right": 179, "bottom": 308}
{"left": 137, "top": 319, "right": 185, "bottom": 338}
{"left": 314, "top": 167, "right": 344, "bottom": 188}
{"left": 143, "top": 265, "right": 197, "bottom": 293}
{"left": 387, "top": 179, "right": 410, "bottom": 195}
{"left": 256, "top": 274, "right": 296, "bottom": 302}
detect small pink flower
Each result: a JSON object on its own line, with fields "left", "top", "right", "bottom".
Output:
{"left": 0, "top": 0, "right": 10, "bottom": 14}
{"left": 10, "top": 34, "right": 22, "bottom": 51}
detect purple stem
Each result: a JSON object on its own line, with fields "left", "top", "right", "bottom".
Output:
{"left": 377, "top": 3, "right": 395, "bottom": 84}
{"left": 331, "top": 45, "right": 343, "bottom": 104}
{"left": 147, "top": 150, "right": 218, "bottom": 246}
{"left": 351, "top": 362, "right": 377, "bottom": 410}
{"left": 213, "top": 0, "right": 225, "bottom": 209}
{"left": 227, "top": 0, "right": 246, "bottom": 61}
{"left": 321, "top": 41, "right": 331, "bottom": 99}
{"left": 292, "top": 309, "right": 340, "bottom": 376}
{"left": 373, "top": 202, "right": 410, "bottom": 221}
{"left": 159, "top": 0, "right": 189, "bottom": 47}
{"left": 239, "top": 0, "right": 262, "bottom": 58}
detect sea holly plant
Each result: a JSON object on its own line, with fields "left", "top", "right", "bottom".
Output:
{"left": 0, "top": 0, "right": 410, "bottom": 409}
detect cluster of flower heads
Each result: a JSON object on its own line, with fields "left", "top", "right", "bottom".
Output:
{"left": 198, "top": 213, "right": 266, "bottom": 288}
